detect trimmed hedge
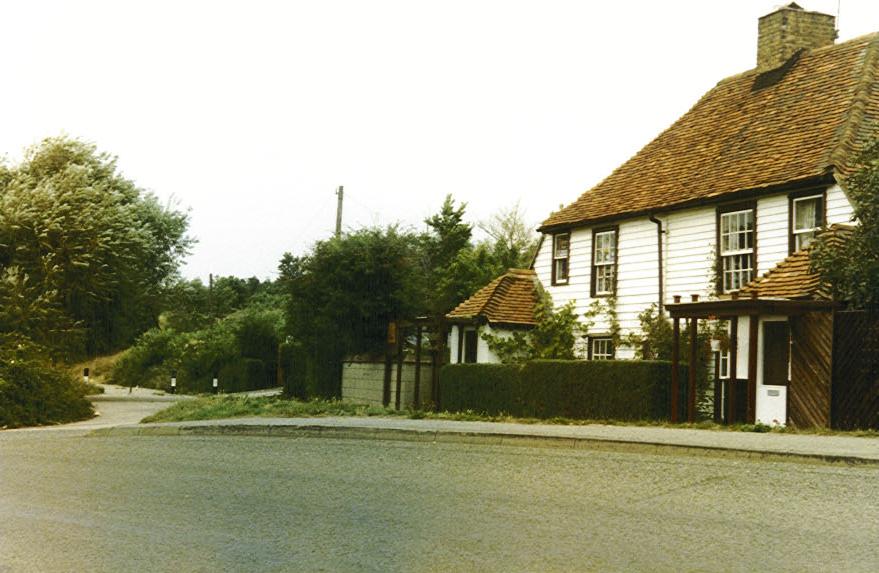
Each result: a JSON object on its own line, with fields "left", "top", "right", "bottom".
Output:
{"left": 439, "top": 360, "right": 685, "bottom": 421}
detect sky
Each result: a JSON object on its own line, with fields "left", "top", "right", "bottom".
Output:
{"left": 2, "top": 0, "right": 878, "bottom": 281}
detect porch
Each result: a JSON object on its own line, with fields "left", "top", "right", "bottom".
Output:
{"left": 666, "top": 293, "right": 836, "bottom": 426}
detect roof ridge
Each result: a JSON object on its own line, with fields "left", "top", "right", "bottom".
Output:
{"left": 825, "top": 34, "right": 879, "bottom": 177}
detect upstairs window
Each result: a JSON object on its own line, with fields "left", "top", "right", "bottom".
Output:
{"left": 719, "top": 207, "right": 755, "bottom": 293}
{"left": 552, "top": 233, "right": 570, "bottom": 285}
{"left": 790, "top": 193, "right": 824, "bottom": 253}
{"left": 591, "top": 228, "right": 617, "bottom": 297}
{"left": 589, "top": 337, "right": 614, "bottom": 360}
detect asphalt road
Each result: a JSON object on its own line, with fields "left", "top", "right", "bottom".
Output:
{"left": 1, "top": 431, "right": 878, "bottom": 572}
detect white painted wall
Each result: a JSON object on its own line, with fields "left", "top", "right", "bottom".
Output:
{"left": 447, "top": 324, "right": 508, "bottom": 364}
{"left": 664, "top": 206, "right": 715, "bottom": 306}
{"left": 826, "top": 184, "right": 855, "bottom": 225}
{"left": 533, "top": 185, "right": 858, "bottom": 360}
{"left": 756, "top": 194, "right": 789, "bottom": 276}
{"left": 534, "top": 219, "right": 661, "bottom": 359}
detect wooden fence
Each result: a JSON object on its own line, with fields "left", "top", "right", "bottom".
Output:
{"left": 832, "top": 310, "right": 879, "bottom": 430}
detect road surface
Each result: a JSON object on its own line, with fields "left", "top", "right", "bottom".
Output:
{"left": 1, "top": 429, "right": 877, "bottom": 572}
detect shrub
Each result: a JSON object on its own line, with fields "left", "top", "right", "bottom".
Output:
{"left": 0, "top": 348, "right": 93, "bottom": 428}
{"left": 110, "top": 307, "right": 284, "bottom": 394}
{"left": 439, "top": 360, "right": 684, "bottom": 421}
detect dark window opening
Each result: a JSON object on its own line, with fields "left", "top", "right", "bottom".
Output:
{"left": 463, "top": 329, "right": 478, "bottom": 363}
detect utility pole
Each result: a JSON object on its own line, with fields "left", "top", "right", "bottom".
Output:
{"left": 335, "top": 185, "right": 344, "bottom": 237}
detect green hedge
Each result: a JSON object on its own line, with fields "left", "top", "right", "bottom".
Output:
{"left": 0, "top": 360, "right": 93, "bottom": 428}
{"left": 439, "top": 360, "right": 684, "bottom": 421}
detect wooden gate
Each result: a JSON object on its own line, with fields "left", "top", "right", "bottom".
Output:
{"left": 831, "top": 310, "right": 879, "bottom": 430}
{"left": 789, "top": 312, "right": 833, "bottom": 428}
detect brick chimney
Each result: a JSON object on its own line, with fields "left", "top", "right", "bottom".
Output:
{"left": 757, "top": 3, "right": 836, "bottom": 71}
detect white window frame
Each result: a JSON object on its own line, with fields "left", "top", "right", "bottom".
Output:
{"left": 719, "top": 208, "right": 755, "bottom": 293}
{"left": 552, "top": 233, "right": 570, "bottom": 285}
{"left": 792, "top": 194, "right": 823, "bottom": 252}
{"left": 717, "top": 350, "right": 730, "bottom": 379}
{"left": 590, "top": 337, "right": 614, "bottom": 360}
{"left": 592, "top": 229, "right": 616, "bottom": 296}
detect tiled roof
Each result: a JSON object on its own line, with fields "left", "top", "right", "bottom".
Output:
{"left": 739, "top": 225, "right": 853, "bottom": 300}
{"left": 541, "top": 34, "right": 879, "bottom": 231}
{"left": 446, "top": 268, "right": 539, "bottom": 326}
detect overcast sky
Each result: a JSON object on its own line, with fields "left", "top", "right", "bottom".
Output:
{"left": 2, "top": 1, "right": 877, "bottom": 281}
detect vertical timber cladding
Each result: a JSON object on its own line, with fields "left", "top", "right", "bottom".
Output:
{"left": 832, "top": 311, "right": 879, "bottom": 430}
{"left": 789, "top": 312, "right": 833, "bottom": 428}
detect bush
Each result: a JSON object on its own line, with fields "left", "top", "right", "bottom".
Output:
{"left": 0, "top": 352, "right": 93, "bottom": 428}
{"left": 110, "top": 307, "right": 284, "bottom": 394}
{"left": 109, "top": 328, "right": 179, "bottom": 389}
{"left": 439, "top": 360, "right": 683, "bottom": 421}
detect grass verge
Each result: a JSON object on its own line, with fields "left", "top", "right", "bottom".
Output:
{"left": 142, "top": 396, "right": 879, "bottom": 437}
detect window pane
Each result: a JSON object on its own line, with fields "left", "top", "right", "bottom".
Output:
{"left": 555, "top": 259, "right": 568, "bottom": 282}
{"left": 554, "top": 234, "right": 569, "bottom": 258}
{"left": 794, "top": 197, "right": 819, "bottom": 231}
{"left": 795, "top": 230, "right": 816, "bottom": 251}
{"left": 595, "top": 231, "right": 615, "bottom": 264}
{"left": 592, "top": 338, "right": 613, "bottom": 360}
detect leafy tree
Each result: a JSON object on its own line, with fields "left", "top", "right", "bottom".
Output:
{"left": 812, "top": 140, "right": 879, "bottom": 308}
{"left": 0, "top": 136, "right": 191, "bottom": 356}
{"left": 481, "top": 288, "right": 581, "bottom": 363}
{"left": 278, "top": 226, "right": 421, "bottom": 396}
{"left": 478, "top": 201, "right": 538, "bottom": 270}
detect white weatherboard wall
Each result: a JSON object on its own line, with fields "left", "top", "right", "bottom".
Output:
{"left": 664, "top": 206, "right": 715, "bottom": 306}
{"left": 534, "top": 185, "right": 857, "bottom": 358}
{"left": 535, "top": 219, "right": 660, "bottom": 359}
{"left": 756, "top": 194, "right": 789, "bottom": 276}
{"left": 826, "top": 184, "right": 855, "bottom": 224}
{"left": 447, "top": 324, "right": 507, "bottom": 364}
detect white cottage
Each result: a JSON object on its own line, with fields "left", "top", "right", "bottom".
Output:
{"left": 458, "top": 4, "right": 879, "bottom": 427}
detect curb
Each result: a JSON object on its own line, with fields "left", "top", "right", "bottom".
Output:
{"left": 88, "top": 423, "right": 879, "bottom": 466}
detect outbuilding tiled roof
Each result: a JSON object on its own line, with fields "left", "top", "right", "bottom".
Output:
{"left": 446, "top": 268, "right": 539, "bottom": 326}
{"left": 541, "top": 33, "right": 879, "bottom": 231}
{"left": 739, "top": 225, "right": 853, "bottom": 300}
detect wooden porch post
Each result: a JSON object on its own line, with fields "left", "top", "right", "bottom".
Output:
{"left": 747, "top": 314, "right": 759, "bottom": 424}
{"left": 713, "top": 351, "right": 722, "bottom": 423}
{"left": 688, "top": 316, "right": 698, "bottom": 422}
{"left": 686, "top": 294, "right": 700, "bottom": 423}
{"left": 728, "top": 317, "right": 739, "bottom": 424}
{"left": 671, "top": 296, "right": 681, "bottom": 422}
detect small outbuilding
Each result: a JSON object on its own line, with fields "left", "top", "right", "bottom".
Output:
{"left": 446, "top": 269, "right": 539, "bottom": 364}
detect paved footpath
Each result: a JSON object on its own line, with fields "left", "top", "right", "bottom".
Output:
{"left": 94, "top": 414, "right": 879, "bottom": 465}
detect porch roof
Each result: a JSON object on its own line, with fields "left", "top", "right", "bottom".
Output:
{"left": 667, "top": 297, "right": 836, "bottom": 319}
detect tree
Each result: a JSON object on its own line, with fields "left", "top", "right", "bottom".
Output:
{"left": 278, "top": 226, "right": 421, "bottom": 396}
{"left": 0, "top": 136, "right": 192, "bottom": 357}
{"left": 478, "top": 201, "right": 538, "bottom": 270}
{"left": 812, "top": 140, "right": 879, "bottom": 308}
